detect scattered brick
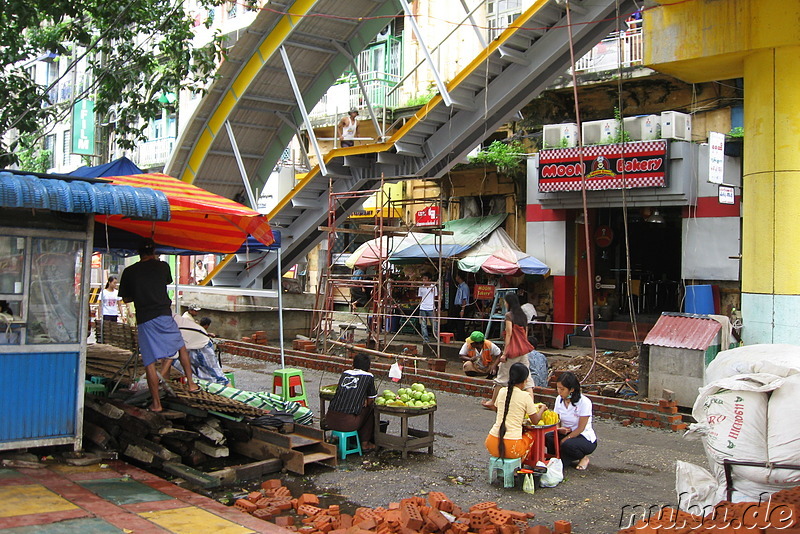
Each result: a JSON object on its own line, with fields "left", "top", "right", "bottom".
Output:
{"left": 235, "top": 499, "right": 258, "bottom": 514}
{"left": 552, "top": 520, "right": 571, "bottom": 534}
{"left": 276, "top": 516, "right": 296, "bottom": 527}
{"left": 252, "top": 508, "right": 275, "bottom": 520}
{"left": 525, "top": 527, "right": 551, "bottom": 534}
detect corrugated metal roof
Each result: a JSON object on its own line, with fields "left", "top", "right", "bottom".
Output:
{"left": 643, "top": 313, "right": 722, "bottom": 350}
{"left": 0, "top": 172, "right": 170, "bottom": 221}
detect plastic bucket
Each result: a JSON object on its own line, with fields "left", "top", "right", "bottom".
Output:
{"left": 685, "top": 285, "right": 714, "bottom": 314}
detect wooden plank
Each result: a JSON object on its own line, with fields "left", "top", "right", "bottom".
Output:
{"left": 163, "top": 400, "right": 208, "bottom": 418}
{"left": 230, "top": 437, "right": 307, "bottom": 475}
{"left": 195, "top": 441, "right": 229, "bottom": 458}
{"left": 105, "top": 398, "right": 167, "bottom": 431}
{"left": 208, "top": 459, "right": 282, "bottom": 484}
{"left": 120, "top": 433, "right": 181, "bottom": 463}
{"left": 84, "top": 397, "right": 124, "bottom": 419}
{"left": 162, "top": 461, "right": 220, "bottom": 489}
{"left": 82, "top": 421, "right": 116, "bottom": 450}
{"left": 157, "top": 427, "right": 200, "bottom": 441}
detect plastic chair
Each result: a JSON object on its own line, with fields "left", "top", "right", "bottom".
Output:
{"left": 331, "top": 430, "right": 362, "bottom": 459}
{"left": 272, "top": 368, "right": 308, "bottom": 406}
{"left": 439, "top": 332, "right": 455, "bottom": 344}
{"left": 488, "top": 456, "right": 522, "bottom": 488}
{"left": 84, "top": 381, "right": 108, "bottom": 397}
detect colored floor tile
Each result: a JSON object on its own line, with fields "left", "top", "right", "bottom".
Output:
{"left": 138, "top": 506, "right": 254, "bottom": 534}
{"left": 49, "top": 463, "right": 111, "bottom": 475}
{"left": 0, "top": 485, "right": 78, "bottom": 518}
{"left": 0, "top": 516, "right": 124, "bottom": 533}
{"left": 0, "top": 469, "right": 21, "bottom": 479}
{"left": 77, "top": 477, "right": 170, "bottom": 506}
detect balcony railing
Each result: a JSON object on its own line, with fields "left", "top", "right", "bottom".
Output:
{"left": 572, "top": 27, "right": 643, "bottom": 74}
{"left": 134, "top": 137, "right": 176, "bottom": 168}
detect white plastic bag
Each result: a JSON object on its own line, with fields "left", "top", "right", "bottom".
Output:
{"left": 389, "top": 362, "right": 403, "bottom": 382}
{"left": 539, "top": 458, "right": 563, "bottom": 487}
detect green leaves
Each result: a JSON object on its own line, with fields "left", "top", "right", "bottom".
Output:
{"left": 469, "top": 140, "right": 525, "bottom": 175}
{"left": 0, "top": 0, "right": 224, "bottom": 166}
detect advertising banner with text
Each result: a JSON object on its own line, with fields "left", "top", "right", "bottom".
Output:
{"left": 538, "top": 140, "right": 668, "bottom": 192}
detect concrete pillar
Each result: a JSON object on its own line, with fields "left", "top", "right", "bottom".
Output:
{"left": 740, "top": 46, "right": 800, "bottom": 343}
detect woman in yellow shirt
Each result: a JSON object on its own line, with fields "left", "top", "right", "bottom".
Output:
{"left": 485, "top": 363, "right": 547, "bottom": 459}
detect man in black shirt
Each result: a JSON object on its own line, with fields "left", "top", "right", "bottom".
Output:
{"left": 119, "top": 239, "right": 199, "bottom": 412}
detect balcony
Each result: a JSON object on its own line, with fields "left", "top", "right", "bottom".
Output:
{"left": 572, "top": 27, "right": 643, "bottom": 74}
{"left": 134, "top": 137, "right": 176, "bottom": 169}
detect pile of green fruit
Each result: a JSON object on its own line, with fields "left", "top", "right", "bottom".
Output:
{"left": 320, "top": 385, "right": 337, "bottom": 395}
{"left": 374, "top": 382, "right": 436, "bottom": 409}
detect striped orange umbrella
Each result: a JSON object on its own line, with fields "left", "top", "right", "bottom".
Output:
{"left": 95, "top": 173, "right": 274, "bottom": 253}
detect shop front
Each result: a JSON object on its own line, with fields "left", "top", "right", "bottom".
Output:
{"left": 526, "top": 140, "right": 742, "bottom": 348}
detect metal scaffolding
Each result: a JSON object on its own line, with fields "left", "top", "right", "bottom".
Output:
{"left": 311, "top": 176, "right": 449, "bottom": 360}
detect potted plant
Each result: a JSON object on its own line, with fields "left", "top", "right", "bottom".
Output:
{"left": 725, "top": 126, "right": 744, "bottom": 157}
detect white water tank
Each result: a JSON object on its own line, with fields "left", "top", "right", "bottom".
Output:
{"left": 661, "top": 111, "right": 692, "bottom": 141}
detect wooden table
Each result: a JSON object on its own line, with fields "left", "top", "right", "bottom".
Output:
{"left": 373, "top": 404, "right": 436, "bottom": 459}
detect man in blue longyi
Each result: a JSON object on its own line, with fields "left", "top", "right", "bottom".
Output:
{"left": 119, "top": 239, "right": 200, "bottom": 412}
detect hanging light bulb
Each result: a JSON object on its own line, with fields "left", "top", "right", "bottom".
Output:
{"left": 646, "top": 209, "right": 665, "bottom": 224}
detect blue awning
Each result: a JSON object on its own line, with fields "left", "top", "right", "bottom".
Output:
{"left": 69, "top": 156, "right": 143, "bottom": 178}
{"left": 0, "top": 171, "right": 170, "bottom": 221}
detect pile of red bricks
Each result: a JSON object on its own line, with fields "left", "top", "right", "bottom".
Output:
{"left": 617, "top": 486, "right": 800, "bottom": 533}
{"left": 219, "top": 339, "right": 689, "bottom": 431}
{"left": 235, "top": 480, "right": 572, "bottom": 534}
{"left": 292, "top": 338, "right": 318, "bottom": 352}
{"left": 242, "top": 331, "right": 269, "bottom": 345}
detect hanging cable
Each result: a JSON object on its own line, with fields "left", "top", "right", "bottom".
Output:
{"left": 562, "top": 0, "right": 598, "bottom": 383}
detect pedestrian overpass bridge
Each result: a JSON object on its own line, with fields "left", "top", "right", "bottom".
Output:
{"left": 166, "top": 0, "right": 637, "bottom": 287}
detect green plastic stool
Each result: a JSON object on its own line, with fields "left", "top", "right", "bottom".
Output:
{"left": 272, "top": 368, "right": 308, "bottom": 406}
{"left": 224, "top": 371, "right": 236, "bottom": 388}
{"left": 331, "top": 430, "right": 362, "bottom": 459}
{"left": 84, "top": 381, "right": 108, "bottom": 397}
{"left": 488, "top": 456, "right": 522, "bottom": 488}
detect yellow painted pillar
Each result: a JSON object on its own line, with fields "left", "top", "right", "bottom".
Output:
{"left": 740, "top": 46, "right": 800, "bottom": 343}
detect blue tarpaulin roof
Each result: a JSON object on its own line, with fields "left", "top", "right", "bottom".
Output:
{"left": 69, "top": 156, "right": 143, "bottom": 178}
{"left": 0, "top": 171, "right": 170, "bottom": 220}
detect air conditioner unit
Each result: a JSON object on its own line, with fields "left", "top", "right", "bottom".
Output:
{"left": 584, "top": 119, "right": 618, "bottom": 145}
{"left": 622, "top": 115, "right": 661, "bottom": 141}
{"left": 661, "top": 111, "right": 692, "bottom": 141}
{"left": 543, "top": 123, "right": 579, "bottom": 148}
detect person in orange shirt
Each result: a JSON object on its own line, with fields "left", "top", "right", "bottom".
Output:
{"left": 459, "top": 331, "right": 501, "bottom": 378}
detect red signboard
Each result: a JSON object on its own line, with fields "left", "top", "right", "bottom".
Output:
{"left": 537, "top": 140, "right": 668, "bottom": 192}
{"left": 415, "top": 206, "right": 440, "bottom": 227}
{"left": 474, "top": 284, "right": 495, "bottom": 300}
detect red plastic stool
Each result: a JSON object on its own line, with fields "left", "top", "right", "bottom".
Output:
{"left": 523, "top": 424, "right": 560, "bottom": 468}
{"left": 439, "top": 332, "right": 455, "bottom": 344}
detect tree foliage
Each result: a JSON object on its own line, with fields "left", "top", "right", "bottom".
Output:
{"left": 0, "top": 0, "right": 225, "bottom": 167}
{"left": 469, "top": 140, "right": 525, "bottom": 176}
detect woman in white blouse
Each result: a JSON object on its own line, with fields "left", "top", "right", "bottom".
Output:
{"left": 547, "top": 371, "right": 597, "bottom": 470}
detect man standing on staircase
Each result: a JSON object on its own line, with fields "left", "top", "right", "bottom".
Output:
{"left": 418, "top": 273, "right": 438, "bottom": 344}
{"left": 338, "top": 108, "right": 359, "bottom": 147}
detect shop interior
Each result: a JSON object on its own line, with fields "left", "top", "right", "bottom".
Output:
{"left": 591, "top": 207, "right": 683, "bottom": 321}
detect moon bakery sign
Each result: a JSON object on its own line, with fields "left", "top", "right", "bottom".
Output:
{"left": 538, "top": 140, "right": 668, "bottom": 192}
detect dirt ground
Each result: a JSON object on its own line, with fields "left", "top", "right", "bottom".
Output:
{"left": 223, "top": 353, "right": 707, "bottom": 534}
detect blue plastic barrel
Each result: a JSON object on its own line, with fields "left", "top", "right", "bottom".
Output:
{"left": 685, "top": 285, "right": 714, "bottom": 314}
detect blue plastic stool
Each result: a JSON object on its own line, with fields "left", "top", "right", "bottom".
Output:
{"left": 331, "top": 430, "right": 362, "bottom": 459}
{"left": 488, "top": 456, "right": 521, "bottom": 488}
